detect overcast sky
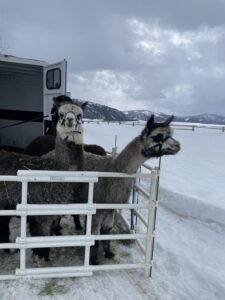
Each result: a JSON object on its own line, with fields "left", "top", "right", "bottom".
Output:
{"left": 1, "top": 0, "right": 225, "bottom": 115}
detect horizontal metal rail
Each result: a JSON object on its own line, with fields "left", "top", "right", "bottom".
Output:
{"left": 15, "top": 263, "right": 146, "bottom": 279}
{"left": 0, "top": 275, "right": 18, "bottom": 281}
{"left": 134, "top": 209, "right": 148, "bottom": 228}
{"left": 0, "top": 243, "right": 17, "bottom": 249}
{"left": 16, "top": 203, "right": 97, "bottom": 216}
{"left": 0, "top": 203, "right": 152, "bottom": 218}
{"left": 17, "top": 170, "right": 152, "bottom": 180}
{"left": 0, "top": 210, "right": 18, "bottom": 216}
{"left": 141, "top": 163, "right": 154, "bottom": 171}
{"left": 7, "top": 234, "right": 149, "bottom": 250}
{"left": 0, "top": 175, "right": 18, "bottom": 181}
{"left": 16, "top": 235, "right": 94, "bottom": 248}
{"left": 135, "top": 183, "right": 150, "bottom": 199}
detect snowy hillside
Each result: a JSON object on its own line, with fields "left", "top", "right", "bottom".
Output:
{"left": 124, "top": 110, "right": 225, "bottom": 125}
{"left": 75, "top": 99, "right": 128, "bottom": 121}
{"left": 0, "top": 122, "right": 224, "bottom": 299}
{"left": 72, "top": 99, "right": 225, "bottom": 124}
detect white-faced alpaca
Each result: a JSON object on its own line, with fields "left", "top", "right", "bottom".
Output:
{"left": 77, "top": 115, "right": 181, "bottom": 264}
{"left": 24, "top": 95, "right": 106, "bottom": 231}
{"left": 0, "top": 96, "right": 87, "bottom": 265}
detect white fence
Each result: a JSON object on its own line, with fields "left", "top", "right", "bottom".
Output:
{"left": 84, "top": 119, "right": 225, "bottom": 132}
{"left": 0, "top": 165, "right": 160, "bottom": 280}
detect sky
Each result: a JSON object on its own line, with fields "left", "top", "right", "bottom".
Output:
{"left": 1, "top": 0, "right": 225, "bottom": 116}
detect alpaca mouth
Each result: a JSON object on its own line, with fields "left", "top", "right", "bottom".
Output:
{"left": 164, "top": 145, "right": 181, "bottom": 155}
{"left": 66, "top": 130, "right": 82, "bottom": 134}
{"left": 72, "top": 130, "right": 82, "bottom": 134}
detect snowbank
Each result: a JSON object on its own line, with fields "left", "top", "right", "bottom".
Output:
{"left": 159, "top": 187, "right": 225, "bottom": 226}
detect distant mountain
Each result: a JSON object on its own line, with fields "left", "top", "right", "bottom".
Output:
{"left": 76, "top": 99, "right": 225, "bottom": 125}
{"left": 174, "top": 113, "right": 225, "bottom": 125}
{"left": 124, "top": 110, "right": 225, "bottom": 125}
{"left": 123, "top": 110, "right": 167, "bottom": 122}
{"left": 76, "top": 100, "right": 127, "bottom": 121}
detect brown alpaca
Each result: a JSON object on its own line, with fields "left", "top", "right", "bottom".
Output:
{"left": 24, "top": 135, "right": 107, "bottom": 156}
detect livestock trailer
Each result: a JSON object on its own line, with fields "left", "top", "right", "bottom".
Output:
{"left": 0, "top": 54, "right": 68, "bottom": 151}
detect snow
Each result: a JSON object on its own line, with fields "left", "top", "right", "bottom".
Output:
{"left": 0, "top": 122, "right": 225, "bottom": 299}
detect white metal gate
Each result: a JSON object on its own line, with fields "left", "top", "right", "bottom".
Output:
{"left": 0, "top": 165, "right": 159, "bottom": 280}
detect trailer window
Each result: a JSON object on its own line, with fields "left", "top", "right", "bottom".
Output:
{"left": 46, "top": 68, "right": 61, "bottom": 89}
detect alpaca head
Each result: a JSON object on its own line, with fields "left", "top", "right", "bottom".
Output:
{"left": 140, "top": 115, "right": 180, "bottom": 158}
{"left": 53, "top": 95, "right": 88, "bottom": 144}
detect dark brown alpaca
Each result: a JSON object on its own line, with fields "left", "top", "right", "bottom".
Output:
{"left": 24, "top": 135, "right": 107, "bottom": 157}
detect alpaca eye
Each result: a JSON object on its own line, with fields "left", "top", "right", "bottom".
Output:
{"left": 152, "top": 134, "right": 164, "bottom": 143}
{"left": 77, "top": 114, "right": 82, "bottom": 120}
{"left": 59, "top": 113, "right": 64, "bottom": 119}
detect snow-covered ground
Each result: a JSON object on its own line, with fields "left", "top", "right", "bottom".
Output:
{"left": 0, "top": 122, "right": 225, "bottom": 299}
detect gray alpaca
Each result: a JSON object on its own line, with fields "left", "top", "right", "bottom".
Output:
{"left": 0, "top": 96, "right": 87, "bottom": 265}
{"left": 75, "top": 114, "right": 181, "bottom": 264}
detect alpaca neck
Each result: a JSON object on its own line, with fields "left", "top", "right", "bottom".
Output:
{"left": 114, "top": 136, "right": 148, "bottom": 173}
{"left": 55, "top": 135, "right": 84, "bottom": 171}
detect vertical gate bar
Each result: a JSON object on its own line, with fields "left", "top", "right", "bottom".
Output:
{"left": 131, "top": 177, "right": 138, "bottom": 231}
{"left": 135, "top": 167, "right": 142, "bottom": 229}
{"left": 149, "top": 167, "right": 160, "bottom": 277}
{"left": 84, "top": 181, "right": 95, "bottom": 267}
{"left": 20, "top": 181, "right": 28, "bottom": 270}
{"left": 144, "top": 169, "right": 159, "bottom": 277}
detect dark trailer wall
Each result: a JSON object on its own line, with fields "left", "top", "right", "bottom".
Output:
{"left": 0, "top": 61, "right": 43, "bottom": 150}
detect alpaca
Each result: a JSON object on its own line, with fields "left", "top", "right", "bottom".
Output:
{"left": 77, "top": 114, "right": 181, "bottom": 264}
{"left": 24, "top": 95, "right": 106, "bottom": 231}
{"left": 24, "top": 94, "right": 106, "bottom": 157}
{"left": 24, "top": 136, "right": 106, "bottom": 157}
{"left": 0, "top": 96, "right": 87, "bottom": 265}
{"left": 24, "top": 95, "right": 106, "bottom": 156}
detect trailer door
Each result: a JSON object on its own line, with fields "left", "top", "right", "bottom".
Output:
{"left": 43, "top": 59, "right": 67, "bottom": 134}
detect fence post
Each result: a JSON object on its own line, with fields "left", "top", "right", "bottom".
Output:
{"left": 20, "top": 181, "right": 28, "bottom": 271}
{"left": 111, "top": 135, "right": 118, "bottom": 158}
{"left": 144, "top": 168, "right": 159, "bottom": 277}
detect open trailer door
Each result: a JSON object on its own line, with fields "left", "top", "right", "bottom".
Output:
{"left": 43, "top": 59, "right": 67, "bottom": 134}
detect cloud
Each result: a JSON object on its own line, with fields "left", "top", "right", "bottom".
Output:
{"left": 1, "top": 0, "right": 225, "bottom": 115}
{"left": 68, "top": 70, "right": 143, "bottom": 110}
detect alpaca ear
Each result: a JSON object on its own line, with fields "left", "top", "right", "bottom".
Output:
{"left": 81, "top": 101, "right": 88, "bottom": 110}
{"left": 146, "top": 115, "right": 155, "bottom": 129}
{"left": 141, "top": 115, "right": 154, "bottom": 139}
{"left": 162, "top": 115, "right": 174, "bottom": 127}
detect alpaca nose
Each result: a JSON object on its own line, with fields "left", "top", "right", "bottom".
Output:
{"left": 176, "top": 142, "right": 181, "bottom": 151}
{"left": 67, "top": 117, "right": 74, "bottom": 122}
{"left": 172, "top": 141, "right": 181, "bottom": 152}
{"left": 66, "top": 117, "right": 75, "bottom": 127}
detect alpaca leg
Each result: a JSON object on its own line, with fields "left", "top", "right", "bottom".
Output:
{"left": 29, "top": 216, "right": 53, "bottom": 266}
{"left": 0, "top": 216, "right": 11, "bottom": 253}
{"left": 101, "top": 210, "right": 115, "bottom": 259}
{"left": 90, "top": 214, "right": 101, "bottom": 265}
{"left": 90, "top": 240, "right": 99, "bottom": 265}
{"left": 51, "top": 217, "right": 62, "bottom": 236}
{"left": 73, "top": 215, "right": 83, "bottom": 230}
{"left": 100, "top": 226, "right": 115, "bottom": 259}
